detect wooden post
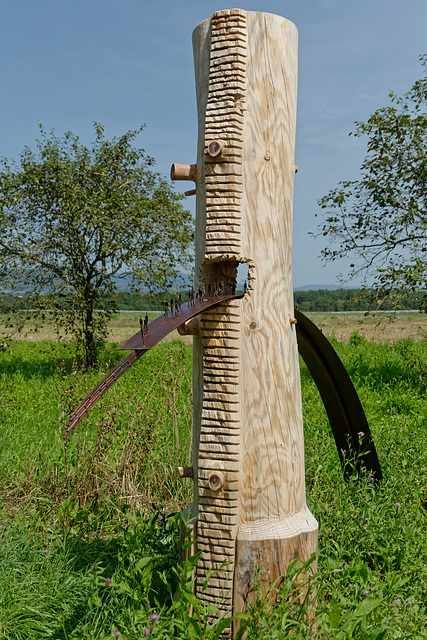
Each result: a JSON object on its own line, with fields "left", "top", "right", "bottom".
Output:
{"left": 174, "top": 9, "right": 318, "bottom": 634}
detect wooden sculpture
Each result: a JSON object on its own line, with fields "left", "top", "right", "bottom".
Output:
{"left": 172, "top": 8, "right": 318, "bottom": 632}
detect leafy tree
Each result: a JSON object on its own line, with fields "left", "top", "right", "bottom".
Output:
{"left": 316, "top": 56, "right": 427, "bottom": 310}
{"left": 0, "top": 123, "right": 194, "bottom": 365}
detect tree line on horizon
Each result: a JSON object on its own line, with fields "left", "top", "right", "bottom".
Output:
{"left": 1, "top": 287, "right": 425, "bottom": 314}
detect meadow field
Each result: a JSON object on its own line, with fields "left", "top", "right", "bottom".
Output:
{"left": 0, "top": 312, "right": 426, "bottom": 638}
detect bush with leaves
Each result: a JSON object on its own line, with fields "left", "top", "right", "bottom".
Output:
{"left": 0, "top": 123, "right": 194, "bottom": 365}
{"left": 316, "top": 55, "right": 427, "bottom": 311}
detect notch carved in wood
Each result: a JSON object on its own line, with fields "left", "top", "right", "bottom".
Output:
{"left": 177, "top": 316, "right": 201, "bottom": 336}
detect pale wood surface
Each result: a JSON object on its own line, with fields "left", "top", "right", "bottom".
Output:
{"left": 189, "top": 9, "right": 318, "bottom": 628}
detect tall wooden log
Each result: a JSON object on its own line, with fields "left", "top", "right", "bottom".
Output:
{"left": 174, "top": 9, "right": 318, "bottom": 635}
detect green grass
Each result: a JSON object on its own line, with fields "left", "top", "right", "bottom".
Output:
{"left": 0, "top": 336, "right": 426, "bottom": 638}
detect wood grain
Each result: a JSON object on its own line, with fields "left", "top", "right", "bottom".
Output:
{"left": 190, "top": 10, "right": 318, "bottom": 633}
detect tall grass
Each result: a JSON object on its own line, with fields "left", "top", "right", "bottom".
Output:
{"left": 0, "top": 340, "right": 193, "bottom": 514}
{"left": 0, "top": 335, "right": 426, "bottom": 638}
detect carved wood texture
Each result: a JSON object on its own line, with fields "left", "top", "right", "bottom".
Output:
{"left": 191, "top": 10, "right": 318, "bottom": 629}
{"left": 204, "top": 9, "right": 246, "bottom": 263}
{"left": 196, "top": 300, "right": 241, "bottom": 609}
{"left": 193, "top": 9, "right": 247, "bottom": 614}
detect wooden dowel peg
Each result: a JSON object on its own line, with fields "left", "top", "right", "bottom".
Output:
{"left": 170, "top": 163, "right": 197, "bottom": 181}
{"left": 294, "top": 165, "right": 298, "bottom": 173}
{"left": 289, "top": 317, "right": 297, "bottom": 325}
{"left": 206, "top": 140, "right": 225, "bottom": 158}
{"left": 208, "top": 470, "right": 225, "bottom": 491}
{"left": 178, "top": 466, "right": 194, "bottom": 478}
{"left": 184, "top": 189, "right": 197, "bottom": 197}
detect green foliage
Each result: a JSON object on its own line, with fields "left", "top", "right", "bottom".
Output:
{"left": 349, "top": 330, "right": 367, "bottom": 346}
{"left": 0, "top": 123, "right": 194, "bottom": 365}
{"left": 316, "top": 55, "right": 427, "bottom": 311}
{"left": 0, "top": 335, "right": 426, "bottom": 637}
{"left": 294, "top": 288, "right": 425, "bottom": 313}
{"left": 0, "top": 339, "right": 193, "bottom": 513}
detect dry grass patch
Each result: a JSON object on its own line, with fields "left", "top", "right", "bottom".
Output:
{"left": 1, "top": 310, "right": 426, "bottom": 346}
{"left": 306, "top": 311, "right": 427, "bottom": 343}
{"left": 0, "top": 311, "right": 193, "bottom": 346}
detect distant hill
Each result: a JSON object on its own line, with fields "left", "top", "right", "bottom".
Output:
{"left": 293, "top": 284, "right": 360, "bottom": 292}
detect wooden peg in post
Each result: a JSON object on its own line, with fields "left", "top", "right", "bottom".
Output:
{"left": 289, "top": 317, "right": 298, "bottom": 325}
{"left": 178, "top": 466, "right": 194, "bottom": 478}
{"left": 206, "top": 139, "right": 225, "bottom": 158}
{"left": 208, "top": 470, "right": 225, "bottom": 491}
{"left": 170, "top": 163, "right": 197, "bottom": 181}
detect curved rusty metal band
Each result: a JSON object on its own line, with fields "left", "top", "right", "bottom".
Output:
{"left": 295, "top": 309, "right": 382, "bottom": 481}
{"left": 66, "top": 295, "right": 242, "bottom": 438}
{"left": 66, "top": 301, "right": 382, "bottom": 482}
{"left": 66, "top": 348, "right": 147, "bottom": 437}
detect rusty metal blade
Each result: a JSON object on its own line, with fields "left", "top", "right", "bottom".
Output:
{"left": 66, "top": 349, "right": 147, "bottom": 438}
{"left": 119, "top": 295, "right": 241, "bottom": 351}
{"left": 66, "top": 295, "right": 241, "bottom": 437}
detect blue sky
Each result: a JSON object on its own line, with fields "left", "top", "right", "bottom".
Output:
{"left": 1, "top": 0, "right": 425, "bottom": 287}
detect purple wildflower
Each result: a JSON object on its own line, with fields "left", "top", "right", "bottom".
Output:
{"left": 363, "top": 526, "right": 367, "bottom": 531}
{"left": 143, "top": 628, "right": 151, "bottom": 636}
{"left": 407, "top": 600, "right": 413, "bottom": 607}
{"left": 395, "top": 502, "right": 402, "bottom": 508}
{"left": 150, "top": 613, "right": 160, "bottom": 621}
{"left": 113, "top": 631, "right": 120, "bottom": 639}
{"left": 363, "top": 590, "right": 369, "bottom": 595}
{"left": 358, "top": 431, "right": 365, "bottom": 437}
{"left": 106, "top": 578, "right": 112, "bottom": 585}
